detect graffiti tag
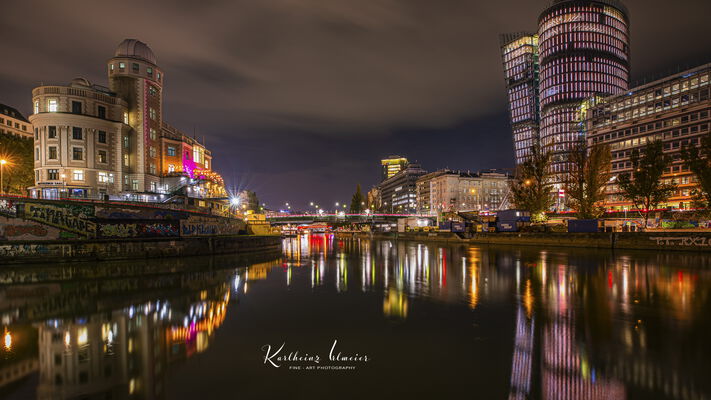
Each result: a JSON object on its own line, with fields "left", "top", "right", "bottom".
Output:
{"left": 24, "top": 203, "right": 96, "bottom": 237}
{"left": 649, "top": 237, "right": 710, "bottom": 247}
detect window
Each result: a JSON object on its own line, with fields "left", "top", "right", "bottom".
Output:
{"left": 149, "top": 146, "right": 156, "bottom": 158}
{"left": 72, "top": 147, "right": 83, "bottom": 160}
{"left": 119, "top": 62, "right": 125, "bottom": 69}
{"left": 71, "top": 101, "right": 82, "bottom": 114}
{"left": 34, "top": 101, "right": 39, "bottom": 114}
{"left": 123, "top": 154, "right": 129, "bottom": 166}
{"left": 48, "top": 147, "right": 58, "bottom": 159}
{"left": 123, "top": 136, "right": 130, "bottom": 148}
{"left": 167, "top": 146, "right": 176, "bottom": 157}
{"left": 22, "top": 125, "right": 26, "bottom": 131}
{"left": 72, "top": 127, "right": 82, "bottom": 140}
{"left": 98, "top": 130, "right": 106, "bottom": 143}
{"left": 97, "top": 105, "right": 106, "bottom": 119}
{"left": 149, "top": 128, "right": 157, "bottom": 140}
{"left": 35, "top": 148, "right": 40, "bottom": 161}
{"left": 48, "top": 126, "right": 57, "bottom": 139}
{"left": 132, "top": 63, "right": 139, "bottom": 72}
{"left": 205, "top": 159, "right": 209, "bottom": 169}
{"left": 157, "top": 72, "right": 161, "bottom": 81}
{"left": 48, "top": 98, "right": 58, "bottom": 112}
{"left": 123, "top": 112, "right": 129, "bottom": 124}
{"left": 150, "top": 181, "right": 157, "bottom": 192}
{"left": 168, "top": 164, "right": 175, "bottom": 172}
{"left": 149, "top": 85, "right": 158, "bottom": 96}
{"left": 48, "top": 169, "right": 59, "bottom": 180}
{"left": 98, "top": 150, "right": 107, "bottom": 163}
{"left": 110, "top": 64, "right": 114, "bottom": 71}
{"left": 108, "top": 173, "right": 114, "bottom": 183}
{"left": 35, "top": 128, "right": 38, "bottom": 140}
{"left": 98, "top": 172, "right": 108, "bottom": 183}
{"left": 131, "top": 179, "right": 139, "bottom": 190}
{"left": 149, "top": 163, "right": 156, "bottom": 174}
{"left": 149, "top": 108, "right": 157, "bottom": 120}
{"left": 147, "top": 67, "right": 153, "bottom": 77}
{"left": 73, "top": 170, "right": 84, "bottom": 181}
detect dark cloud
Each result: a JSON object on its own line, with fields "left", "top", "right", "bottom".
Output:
{"left": 0, "top": 0, "right": 709, "bottom": 208}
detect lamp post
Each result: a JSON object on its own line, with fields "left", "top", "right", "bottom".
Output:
{"left": 0, "top": 159, "right": 7, "bottom": 195}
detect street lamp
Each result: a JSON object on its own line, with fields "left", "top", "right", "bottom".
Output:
{"left": 0, "top": 159, "right": 6, "bottom": 195}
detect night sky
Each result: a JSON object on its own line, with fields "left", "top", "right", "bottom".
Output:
{"left": 1, "top": 0, "right": 709, "bottom": 210}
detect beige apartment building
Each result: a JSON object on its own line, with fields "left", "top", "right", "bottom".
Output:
{"left": 0, "top": 104, "right": 32, "bottom": 139}
{"left": 422, "top": 170, "right": 512, "bottom": 214}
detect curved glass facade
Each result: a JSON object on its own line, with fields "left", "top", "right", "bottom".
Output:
{"left": 538, "top": 0, "right": 630, "bottom": 178}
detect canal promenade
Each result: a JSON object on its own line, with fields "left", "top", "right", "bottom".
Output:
{"left": 334, "top": 230, "right": 711, "bottom": 252}
{"left": 0, "top": 196, "right": 280, "bottom": 263}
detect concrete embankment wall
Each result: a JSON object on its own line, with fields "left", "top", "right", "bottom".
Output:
{"left": 336, "top": 231, "right": 711, "bottom": 252}
{"left": 0, "top": 235, "right": 281, "bottom": 264}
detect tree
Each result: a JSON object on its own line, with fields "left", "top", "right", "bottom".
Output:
{"left": 0, "top": 134, "right": 34, "bottom": 195}
{"left": 350, "top": 184, "right": 364, "bottom": 214}
{"left": 509, "top": 145, "right": 554, "bottom": 222}
{"left": 564, "top": 142, "right": 611, "bottom": 219}
{"left": 681, "top": 135, "right": 711, "bottom": 209}
{"left": 617, "top": 140, "right": 676, "bottom": 228}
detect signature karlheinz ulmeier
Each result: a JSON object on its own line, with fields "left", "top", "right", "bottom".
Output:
{"left": 261, "top": 339, "right": 370, "bottom": 368}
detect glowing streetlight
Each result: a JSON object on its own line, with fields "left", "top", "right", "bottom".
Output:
{"left": 0, "top": 159, "right": 6, "bottom": 195}
{"left": 3, "top": 328, "right": 11, "bottom": 351}
{"left": 230, "top": 197, "right": 240, "bottom": 206}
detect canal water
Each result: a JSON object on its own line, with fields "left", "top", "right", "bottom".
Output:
{"left": 1, "top": 235, "right": 710, "bottom": 399}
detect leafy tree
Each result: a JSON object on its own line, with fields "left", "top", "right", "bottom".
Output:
{"left": 509, "top": 145, "right": 554, "bottom": 222}
{"left": 0, "top": 134, "right": 34, "bottom": 195}
{"left": 617, "top": 140, "right": 676, "bottom": 228}
{"left": 564, "top": 142, "right": 611, "bottom": 219}
{"left": 681, "top": 135, "right": 711, "bottom": 209}
{"left": 349, "top": 184, "right": 364, "bottom": 214}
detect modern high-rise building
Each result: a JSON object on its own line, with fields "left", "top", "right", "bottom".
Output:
{"left": 502, "top": 0, "right": 631, "bottom": 180}
{"left": 380, "top": 155, "right": 408, "bottom": 181}
{"left": 500, "top": 33, "right": 540, "bottom": 165}
{"left": 378, "top": 163, "right": 426, "bottom": 213}
{"left": 29, "top": 39, "right": 226, "bottom": 201}
{"left": 538, "top": 0, "right": 630, "bottom": 181}
{"left": 585, "top": 64, "right": 710, "bottom": 210}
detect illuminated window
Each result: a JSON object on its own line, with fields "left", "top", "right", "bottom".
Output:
{"left": 47, "top": 98, "right": 58, "bottom": 112}
{"left": 168, "top": 164, "right": 175, "bottom": 173}
{"left": 34, "top": 101, "right": 39, "bottom": 114}
{"left": 48, "top": 169, "right": 59, "bottom": 180}
{"left": 73, "top": 170, "right": 84, "bottom": 181}
{"left": 123, "top": 154, "right": 129, "bottom": 166}
{"left": 149, "top": 146, "right": 156, "bottom": 158}
{"left": 131, "top": 179, "right": 138, "bottom": 190}
{"left": 98, "top": 172, "right": 108, "bottom": 183}
{"left": 149, "top": 163, "right": 156, "bottom": 174}
{"left": 123, "top": 112, "right": 129, "bottom": 124}
{"left": 167, "top": 146, "right": 176, "bottom": 157}
{"left": 149, "top": 108, "right": 157, "bottom": 120}
{"left": 147, "top": 67, "right": 153, "bottom": 77}
{"left": 149, "top": 128, "right": 157, "bottom": 140}
{"left": 98, "top": 150, "right": 107, "bottom": 163}
{"left": 119, "top": 62, "right": 125, "bottom": 69}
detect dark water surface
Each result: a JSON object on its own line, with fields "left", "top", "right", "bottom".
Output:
{"left": 1, "top": 235, "right": 710, "bottom": 399}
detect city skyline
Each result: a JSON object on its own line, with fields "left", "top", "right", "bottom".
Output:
{"left": 0, "top": 0, "right": 710, "bottom": 208}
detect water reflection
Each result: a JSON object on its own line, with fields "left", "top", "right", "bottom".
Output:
{"left": 0, "top": 236, "right": 709, "bottom": 399}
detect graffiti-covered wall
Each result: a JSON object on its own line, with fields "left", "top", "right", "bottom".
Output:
{"left": 0, "top": 196, "right": 244, "bottom": 242}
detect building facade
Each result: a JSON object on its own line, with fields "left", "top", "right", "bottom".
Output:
{"left": 416, "top": 170, "right": 448, "bottom": 214}
{"left": 380, "top": 155, "right": 408, "bottom": 181}
{"left": 428, "top": 170, "right": 512, "bottom": 214}
{"left": 500, "top": 33, "right": 540, "bottom": 165}
{"left": 585, "top": 64, "right": 710, "bottom": 210}
{"left": 378, "top": 163, "right": 426, "bottom": 213}
{"left": 28, "top": 39, "right": 225, "bottom": 201}
{"left": 538, "top": 0, "right": 630, "bottom": 182}
{"left": 502, "top": 0, "right": 631, "bottom": 181}
{"left": 0, "top": 104, "right": 32, "bottom": 139}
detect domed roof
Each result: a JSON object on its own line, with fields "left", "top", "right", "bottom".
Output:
{"left": 114, "top": 39, "right": 157, "bottom": 65}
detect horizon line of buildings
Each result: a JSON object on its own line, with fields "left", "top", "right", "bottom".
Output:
{"left": 368, "top": 155, "right": 513, "bottom": 215}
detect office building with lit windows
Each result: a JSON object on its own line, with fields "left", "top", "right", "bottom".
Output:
{"left": 380, "top": 155, "right": 408, "bottom": 182}
{"left": 378, "top": 163, "right": 427, "bottom": 213}
{"left": 29, "top": 39, "right": 225, "bottom": 200}
{"left": 500, "top": 33, "right": 540, "bottom": 165}
{"left": 585, "top": 64, "right": 710, "bottom": 210}
{"left": 502, "top": 0, "right": 630, "bottom": 180}
{"left": 538, "top": 0, "right": 630, "bottom": 182}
